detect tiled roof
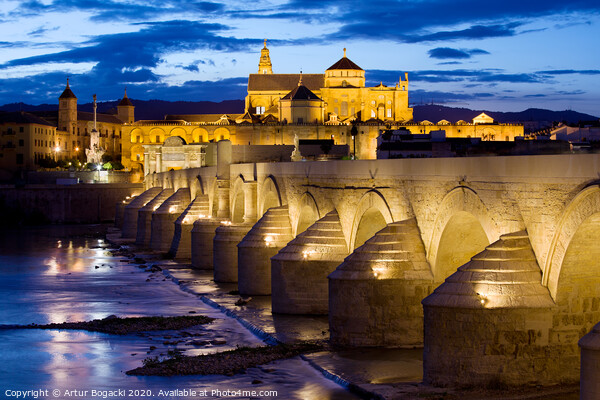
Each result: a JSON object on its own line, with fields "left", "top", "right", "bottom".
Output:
{"left": 281, "top": 85, "right": 322, "bottom": 101}
{"left": 0, "top": 111, "right": 55, "bottom": 127}
{"left": 248, "top": 74, "right": 323, "bottom": 91}
{"left": 326, "top": 56, "right": 363, "bottom": 71}
{"left": 59, "top": 86, "right": 77, "bottom": 99}
{"left": 77, "top": 111, "right": 124, "bottom": 124}
{"left": 165, "top": 114, "right": 243, "bottom": 123}
{"left": 118, "top": 97, "right": 133, "bottom": 107}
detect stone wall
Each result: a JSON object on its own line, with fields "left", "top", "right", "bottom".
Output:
{"left": 0, "top": 183, "right": 143, "bottom": 223}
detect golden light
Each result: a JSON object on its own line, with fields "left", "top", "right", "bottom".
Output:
{"left": 221, "top": 220, "right": 232, "bottom": 226}
{"left": 153, "top": 205, "right": 159, "bottom": 211}
{"left": 169, "top": 206, "right": 177, "bottom": 213}
{"left": 264, "top": 235, "right": 274, "bottom": 246}
{"left": 75, "top": 147, "right": 79, "bottom": 152}
{"left": 54, "top": 146, "right": 60, "bottom": 152}
{"left": 302, "top": 249, "right": 314, "bottom": 259}
{"left": 371, "top": 264, "right": 386, "bottom": 279}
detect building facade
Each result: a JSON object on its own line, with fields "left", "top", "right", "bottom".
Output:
{"left": 0, "top": 111, "right": 58, "bottom": 174}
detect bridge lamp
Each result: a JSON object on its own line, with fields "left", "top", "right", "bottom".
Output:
{"left": 264, "top": 235, "right": 274, "bottom": 246}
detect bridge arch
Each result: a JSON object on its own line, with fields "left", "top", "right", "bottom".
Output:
{"left": 295, "top": 192, "right": 320, "bottom": 236}
{"left": 231, "top": 175, "right": 247, "bottom": 223}
{"left": 545, "top": 185, "right": 600, "bottom": 301}
{"left": 427, "top": 186, "right": 497, "bottom": 283}
{"left": 350, "top": 190, "right": 393, "bottom": 250}
{"left": 189, "top": 174, "right": 204, "bottom": 200}
{"left": 259, "top": 175, "right": 282, "bottom": 215}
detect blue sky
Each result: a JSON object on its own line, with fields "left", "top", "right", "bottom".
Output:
{"left": 0, "top": 0, "right": 599, "bottom": 115}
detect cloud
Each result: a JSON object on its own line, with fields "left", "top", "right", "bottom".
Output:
{"left": 2, "top": 20, "right": 257, "bottom": 71}
{"left": 0, "top": 72, "right": 248, "bottom": 105}
{"left": 28, "top": 26, "right": 59, "bottom": 37}
{"left": 367, "top": 69, "right": 550, "bottom": 85}
{"left": 11, "top": 0, "right": 226, "bottom": 22}
{"left": 537, "top": 69, "right": 600, "bottom": 75}
{"left": 428, "top": 47, "right": 490, "bottom": 59}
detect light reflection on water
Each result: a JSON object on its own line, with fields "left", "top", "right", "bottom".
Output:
{"left": 0, "top": 225, "right": 358, "bottom": 399}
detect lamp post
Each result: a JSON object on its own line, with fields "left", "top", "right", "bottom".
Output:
{"left": 54, "top": 146, "right": 60, "bottom": 162}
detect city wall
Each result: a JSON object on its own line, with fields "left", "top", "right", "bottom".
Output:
{"left": 1, "top": 183, "right": 143, "bottom": 223}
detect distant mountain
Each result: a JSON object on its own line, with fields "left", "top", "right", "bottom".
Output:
{"left": 0, "top": 99, "right": 245, "bottom": 121}
{"left": 2, "top": 100, "right": 596, "bottom": 125}
{"left": 412, "top": 104, "right": 598, "bottom": 125}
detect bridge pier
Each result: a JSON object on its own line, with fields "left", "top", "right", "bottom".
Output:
{"left": 213, "top": 222, "right": 252, "bottom": 283}
{"left": 329, "top": 218, "right": 433, "bottom": 347}
{"left": 422, "top": 231, "right": 560, "bottom": 387}
{"left": 580, "top": 322, "right": 600, "bottom": 400}
{"left": 237, "top": 205, "right": 293, "bottom": 295}
{"left": 169, "top": 195, "right": 210, "bottom": 259}
{"left": 149, "top": 188, "right": 191, "bottom": 253}
{"left": 115, "top": 195, "right": 134, "bottom": 229}
{"left": 136, "top": 189, "right": 173, "bottom": 247}
{"left": 121, "top": 187, "right": 162, "bottom": 238}
{"left": 191, "top": 218, "right": 224, "bottom": 269}
{"left": 271, "top": 210, "right": 348, "bottom": 314}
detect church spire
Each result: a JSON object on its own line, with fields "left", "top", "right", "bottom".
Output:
{"left": 258, "top": 39, "right": 273, "bottom": 74}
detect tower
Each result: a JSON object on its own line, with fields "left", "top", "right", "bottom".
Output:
{"left": 58, "top": 78, "right": 77, "bottom": 134}
{"left": 258, "top": 39, "right": 273, "bottom": 74}
{"left": 117, "top": 88, "right": 135, "bottom": 124}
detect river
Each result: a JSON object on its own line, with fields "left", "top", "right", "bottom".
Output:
{"left": 0, "top": 225, "right": 358, "bottom": 400}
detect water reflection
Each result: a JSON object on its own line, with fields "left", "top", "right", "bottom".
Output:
{"left": 0, "top": 225, "right": 359, "bottom": 399}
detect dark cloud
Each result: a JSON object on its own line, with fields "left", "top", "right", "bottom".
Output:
{"left": 367, "top": 69, "right": 550, "bottom": 85}
{"left": 0, "top": 71, "right": 247, "bottom": 105}
{"left": 537, "top": 69, "right": 600, "bottom": 75}
{"left": 2, "top": 20, "right": 257, "bottom": 71}
{"left": 28, "top": 26, "right": 59, "bottom": 37}
{"left": 11, "top": 0, "right": 225, "bottom": 22}
{"left": 428, "top": 47, "right": 490, "bottom": 59}
{"left": 524, "top": 94, "right": 547, "bottom": 97}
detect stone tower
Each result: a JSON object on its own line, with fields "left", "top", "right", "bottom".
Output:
{"left": 117, "top": 88, "right": 135, "bottom": 124}
{"left": 58, "top": 78, "right": 77, "bottom": 134}
{"left": 258, "top": 39, "right": 273, "bottom": 74}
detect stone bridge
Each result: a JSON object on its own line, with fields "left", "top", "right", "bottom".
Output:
{"left": 116, "top": 145, "right": 600, "bottom": 389}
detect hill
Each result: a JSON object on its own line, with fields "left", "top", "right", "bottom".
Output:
{"left": 412, "top": 104, "right": 598, "bottom": 125}
{"left": 2, "top": 100, "right": 596, "bottom": 125}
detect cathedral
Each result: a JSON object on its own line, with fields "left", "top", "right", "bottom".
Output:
{"left": 245, "top": 40, "right": 413, "bottom": 124}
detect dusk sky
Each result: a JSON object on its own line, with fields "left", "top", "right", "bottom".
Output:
{"left": 0, "top": 0, "right": 599, "bottom": 115}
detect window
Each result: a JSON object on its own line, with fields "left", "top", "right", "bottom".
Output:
{"left": 371, "top": 110, "right": 376, "bottom": 118}
{"left": 16, "top": 154, "right": 23, "bottom": 165}
{"left": 341, "top": 101, "right": 348, "bottom": 116}
{"left": 155, "top": 135, "right": 160, "bottom": 143}
{"left": 77, "top": 128, "right": 80, "bottom": 136}
{"left": 19, "top": 127, "right": 24, "bottom": 133}
{"left": 18, "top": 139, "right": 24, "bottom": 147}
{"left": 386, "top": 109, "right": 392, "bottom": 118}
{"left": 255, "top": 106, "right": 265, "bottom": 115}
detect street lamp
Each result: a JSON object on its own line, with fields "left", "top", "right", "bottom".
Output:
{"left": 54, "top": 146, "right": 60, "bottom": 162}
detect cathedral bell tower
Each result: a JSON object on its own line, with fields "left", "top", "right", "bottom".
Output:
{"left": 258, "top": 39, "right": 273, "bottom": 74}
{"left": 58, "top": 78, "right": 77, "bottom": 134}
{"left": 117, "top": 88, "right": 135, "bottom": 124}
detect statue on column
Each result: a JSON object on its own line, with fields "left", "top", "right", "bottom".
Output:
{"left": 85, "top": 94, "right": 105, "bottom": 165}
{"left": 291, "top": 134, "right": 303, "bottom": 161}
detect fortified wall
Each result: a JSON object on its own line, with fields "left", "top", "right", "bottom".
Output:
{"left": 118, "top": 150, "right": 600, "bottom": 388}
